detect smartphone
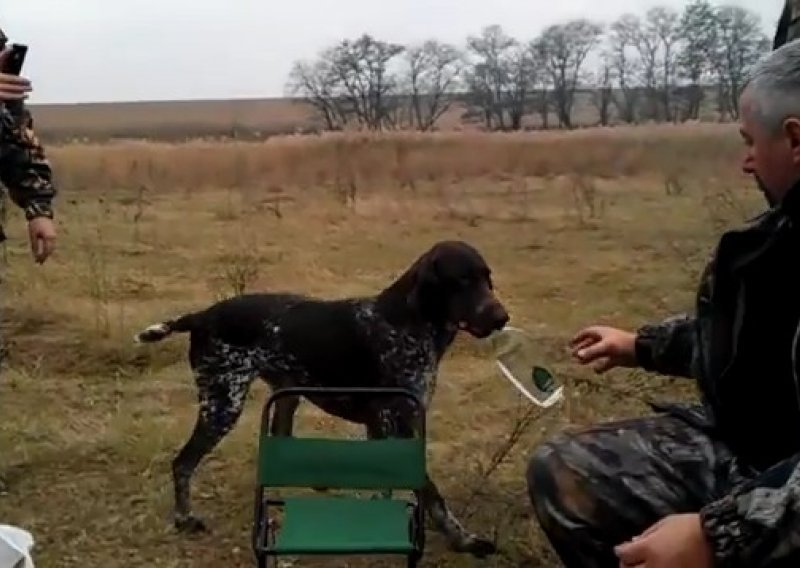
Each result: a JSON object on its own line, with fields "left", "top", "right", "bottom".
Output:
{"left": 3, "top": 43, "right": 28, "bottom": 76}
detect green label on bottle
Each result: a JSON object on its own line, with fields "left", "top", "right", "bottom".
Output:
{"left": 532, "top": 366, "right": 556, "bottom": 393}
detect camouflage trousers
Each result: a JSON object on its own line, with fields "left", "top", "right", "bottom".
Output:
{"left": 526, "top": 410, "right": 800, "bottom": 567}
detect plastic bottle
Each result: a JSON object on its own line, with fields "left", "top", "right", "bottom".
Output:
{"left": 485, "top": 326, "right": 564, "bottom": 408}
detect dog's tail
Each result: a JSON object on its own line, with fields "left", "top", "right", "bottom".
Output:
{"left": 133, "top": 312, "right": 200, "bottom": 344}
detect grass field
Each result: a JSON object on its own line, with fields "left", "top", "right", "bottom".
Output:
{"left": 0, "top": 123, "right": 764, "bottom": 567}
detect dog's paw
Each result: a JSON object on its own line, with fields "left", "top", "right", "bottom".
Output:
{"left": 450, "top": 535, "right": 497, "bottom": 558}
{"left": 174, "top": 514, "right": 208, "bottom": 534}
{"left": 466, "top": 537, "right": 497, "bottom": 558}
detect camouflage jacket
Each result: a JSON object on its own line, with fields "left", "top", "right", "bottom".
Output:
{"left": 634, "top": 181, "right": 800, "bottom": 565}
{"left": 0, "top": 27, "right": 56, "bottom": 243}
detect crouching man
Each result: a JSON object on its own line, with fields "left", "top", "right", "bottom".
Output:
{"left": 527, "top": 38, "right": 800, "bottom": 567}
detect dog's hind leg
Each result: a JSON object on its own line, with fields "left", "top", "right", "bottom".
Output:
{"left": 172, "top": 367, "right": 257, "bottom": 533}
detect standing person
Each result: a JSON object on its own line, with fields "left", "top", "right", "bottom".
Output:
{"left": 0, "top": 28, "right": 58, "bottom": 493}
{"left": 0, "top": 29, "right": 57, "bottom": 264}
{"left": 526, "top": 39, "right": 800, "bottom": 567}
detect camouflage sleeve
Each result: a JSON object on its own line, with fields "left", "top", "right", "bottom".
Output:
{"left": 0, "top": 106, "right": 57, "bottom": 220}
{"left": 634, "top": 314, "right": 697, "bottom": 378}
{"left": 699, "top": 455, "right": 800, "bottom": 566}
{"left": 633, "top": 253, "right": 715, "bottom": 379}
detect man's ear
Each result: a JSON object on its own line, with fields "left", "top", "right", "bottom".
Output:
{"left": 785, "top": 118, "right": 800, "bottom": 162}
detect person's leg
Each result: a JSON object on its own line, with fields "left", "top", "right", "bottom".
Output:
{"left": 526, "top": 413, "right": 743, "bottom": 568}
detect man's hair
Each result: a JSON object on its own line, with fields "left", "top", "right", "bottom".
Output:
{"left": 745, "top": 38, "right": 800, "bottom": 135}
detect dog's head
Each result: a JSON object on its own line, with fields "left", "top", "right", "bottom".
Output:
{"left": 383, "top": 240, "right": 509, "bottom": 338}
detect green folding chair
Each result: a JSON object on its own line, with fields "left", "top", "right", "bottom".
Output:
{"left": 251, "top": 386, "right": 427, "bottom": 568}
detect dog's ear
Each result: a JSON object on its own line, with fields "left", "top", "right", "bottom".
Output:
{"left": 408, "top": 251, "right": 440, "bottom": 313}
{"left": 375, "top": 245, "right": 446, "bottom": 324}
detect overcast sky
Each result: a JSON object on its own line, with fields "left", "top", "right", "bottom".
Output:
{"left": 2, "top": 0, "right": 782, "bottom": 104}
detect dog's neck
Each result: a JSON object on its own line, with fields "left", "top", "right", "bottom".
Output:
{"left": 432, "top": 324, "right": 458, "bottom": 359}
{"left": 366, "top": 286, "right": 454, "bottom": 349}
{"left": 375, "top": 289, "right": 454, "bottom": 346}
{"left": 372, "top": 259, "right": 462, "bottom": 360}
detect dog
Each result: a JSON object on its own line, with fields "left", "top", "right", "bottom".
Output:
{"left": 134, "top": 240, "right": 510, "bottom": 558}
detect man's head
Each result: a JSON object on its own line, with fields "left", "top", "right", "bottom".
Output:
{"left": 739, "top": 38, "right": 800, "bottom": 206}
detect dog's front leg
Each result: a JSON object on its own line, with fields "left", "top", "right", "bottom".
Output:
{"left": 372, "top": 404, "right": 497, "bottom": 559}
{"left": 269, "top": 394, "right": 300, "bottom": 437}
{"left": 417, "top": 475, "right": 497, "bottom": 558}
{"left": 269, "top": 393, "right": 331, "bottom": 493}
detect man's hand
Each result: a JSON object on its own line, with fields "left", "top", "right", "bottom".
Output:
{"left": 570, "top": 325, "right": 638, "bottom": 373}
{"left": 0, "top": 47, "right": 32, "bottom": 102}
{"left": 614, "top": 513, "right": 714, "bottom": 568}
{"left": 28, "top": 216, "right": 56, "bottom": 264}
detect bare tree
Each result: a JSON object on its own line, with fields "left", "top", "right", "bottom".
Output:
{"left": 677, "top": 0, "right": 718, "bottom": 120}
{"left": 608, "top": 14, "right": 643, "bottom": 124}
{"left": 329, "top": 34, "right": 406, "bottom": 130}
{"left": 404, "top": 40, "right": 464, "bottom": 131}
{"left": 464, "top": 25, "right": 517, "bottom": 130}
{"left": 286, "top": 53, "right": 348, "bottom": 131}
{"left": 589, "top": 52, "right": 614, "bottom": 126}
{"left": 284, "top": 2, "right": 772, "bottom": 133}
{"left": 534, "top": 19, "right": 604, "bottom": 129}
{"left": 286, "top": 34, "right": 405, "bottom": 131}
{"left": 505, "top": 45, "right": 538, "bottom": 130}
{"left": 646, "top": 6, "right": 681, "bottom": 122}
{"left": 626, "top": 14, "right": 661, "bottom": 120}
{"left": 528, "top": 46, "right": 552, "bottom": 128}
{"left": 709, "top": 5, "right": 770, "bottom": 120}
{"left": 463, "top": 61, "right": 496, "bottom": 129}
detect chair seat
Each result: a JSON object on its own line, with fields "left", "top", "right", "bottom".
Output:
{"left": 273, "top": 496, "right": 414, "bottom": 555}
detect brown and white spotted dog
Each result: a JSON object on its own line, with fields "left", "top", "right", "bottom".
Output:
{"left": 134, "top": 240, "right": 510, "bottom": 558}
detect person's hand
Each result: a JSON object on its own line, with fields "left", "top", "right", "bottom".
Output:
{"left": 570, "top": 325, "right": 637, "bottom": 373}
{"left": 614, "top": 513, "right": 714, "bottom": 568}
{"left": 0, "top": 47, "right": 32, "bottom": 102}
{"left": 28, "top": 216, "right": 56, "bottom": 264}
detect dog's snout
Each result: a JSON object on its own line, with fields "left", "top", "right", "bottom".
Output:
{"left": 493, "top": 305, "right": 510, "bottom": 329}
{"left": 481, "top": 300, "right": 509, "bottom": 330}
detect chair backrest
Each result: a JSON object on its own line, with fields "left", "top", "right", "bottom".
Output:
{"left": 257, "top": 435, "right": 427, "bottom": 491}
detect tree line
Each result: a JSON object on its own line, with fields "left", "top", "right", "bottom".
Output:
{"left": 285, "top": 0, "right": 772, "bottom": 132}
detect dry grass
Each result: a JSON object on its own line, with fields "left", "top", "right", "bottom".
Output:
{"left": 0, "top": 123, "right": 763, "bottom": 567}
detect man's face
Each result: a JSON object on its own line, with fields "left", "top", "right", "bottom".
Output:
{"left": 739, "top": 90, "right": 800, "bottom": 206}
